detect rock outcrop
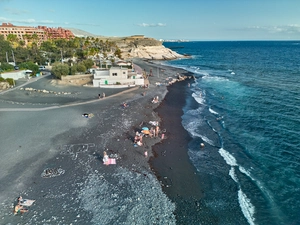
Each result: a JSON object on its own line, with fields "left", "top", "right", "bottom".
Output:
{"left": 0, "top": 81, "right": 10, "bottom": 90}
{"left": 116, "top": 36, "right": 185, "bottom": 60}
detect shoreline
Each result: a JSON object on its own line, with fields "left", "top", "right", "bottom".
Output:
{"left": 150, "top": 78, "right": 204, "bottom": 223}
{"left": 0, "top": 58, "right": 200, "bottom": 224}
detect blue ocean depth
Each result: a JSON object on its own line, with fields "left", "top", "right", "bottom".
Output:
{"left": 163, "top": 41, "right": 300, "bottom": 225}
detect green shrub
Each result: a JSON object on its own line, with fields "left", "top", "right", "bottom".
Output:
{"left": 5, "top": 78, "right": 14, "bottom": 85}
{"left": 0, "top": 63, "right": 14, "bottom": 71}
{"left": 51, "top": 63, "right": 69, "bottom": 79}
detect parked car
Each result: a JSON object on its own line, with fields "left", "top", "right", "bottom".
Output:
{"left": 39, "top": 66, "right": 46, "bottom": 70}
{"left": 14, "top": 66, "right": 19, "bottom": 70}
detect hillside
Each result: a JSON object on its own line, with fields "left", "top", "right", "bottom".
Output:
{"left": 66, "top": 28, "right": 185, "bottom": 60}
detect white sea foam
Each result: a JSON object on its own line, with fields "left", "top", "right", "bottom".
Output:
{"left": 229, "top": 167, "right": 238, "bottom": 183}
{"left": 239, "top": 166, "right": 276, "bottom": 205}
{"left": 185, "top": 107, "right": 203, "bottom": 116}
{"left": 198, "top": 134, "right": 215, "bottom": 146}
{"left": 238, "top": 189, "right": 256, "bottom": 225}
{"left": 183, "top": 120, "right": 215, "bottom": 146}
{"left": 209, "top": 107, "right": 219, "bottom": 115}
{"left": 192, "top": 92, "right": 205, "bottom": 105}
{"left": 202, "top": 75, "right": 229, "bottom": 82}
{"left": 239, "top": 166, "right": 252, "bottom": 178}
{"left": 218, "top": 148, "right": 238, "bottom": 166}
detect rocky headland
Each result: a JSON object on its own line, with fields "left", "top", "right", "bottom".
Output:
{"left": 116, "top": 36, "right": 186, "bottom": 60}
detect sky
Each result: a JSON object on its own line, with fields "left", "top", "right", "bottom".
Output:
{"left": 0, "top": 0, "right": 300, "bottom": 41}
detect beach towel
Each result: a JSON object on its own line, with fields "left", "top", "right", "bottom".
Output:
{"left": 104, "top": 158, "right": 116, "bottom": 165}
{"left": 20, "top": 199, "right": 35, "bottom": 207}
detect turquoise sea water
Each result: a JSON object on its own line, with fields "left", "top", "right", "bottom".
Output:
{"left": 163, "top": 41, "right": 300, "bottom": 225}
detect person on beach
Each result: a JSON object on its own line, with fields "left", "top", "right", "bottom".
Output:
{"left": 14, "top": 203, "right": 28, "bottom": 215}
{"left": 103, "top": 151, "right": 109, "bottom": 165}
{"left": 102, "top": 93, "right": 105, "bottom": 98}
{"left": 149, "top": 127, "right": 155, "bottom": 138}
{"left": 98, "top": 94, "right": 101, "bottom": 99}
{"left": 155, "top": 126, "right": 160, "bottom": 137}
{"left": 14, "top": 197, "right": 28, "bottom": 215}
{"left": 152, "top": 96, "right": 159, "bottom": 104}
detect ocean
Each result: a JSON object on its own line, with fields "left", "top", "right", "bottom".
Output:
{"left": 163, "top": 41, "right": 300, "bottom": 225}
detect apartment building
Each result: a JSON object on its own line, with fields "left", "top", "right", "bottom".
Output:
{"left": 0, "top": 23, "right": 74, "bottom": 44}
{"left": 0, "top": 22, "right": 46, "bottom": 43}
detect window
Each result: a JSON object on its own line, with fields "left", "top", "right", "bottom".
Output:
{"left": 123, "top": 72, "right": 126, "bottom": 74}
{"left": 112, "top": 73, "right": 117, "bottom": 76}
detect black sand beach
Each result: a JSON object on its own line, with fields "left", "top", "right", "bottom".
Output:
{"left": 0, "top": 59, "right": 200, "bottom": 224}
{"left": 150, "top": 79, "right": 205, "bottom": 224}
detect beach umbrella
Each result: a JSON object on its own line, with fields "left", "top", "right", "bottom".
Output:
{"left": 142, "top": 130, "right": 150, "bottom": 134}
{"left": 142, "top": 127, "right": 149, "bottom": 130}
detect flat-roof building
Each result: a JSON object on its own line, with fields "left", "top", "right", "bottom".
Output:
{"left": 0, "top": 23, "right": 74, "bottom": 45}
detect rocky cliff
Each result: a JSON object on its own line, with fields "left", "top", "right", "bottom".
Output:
{"left": 116, "top": 36, "right": 185, "bottom": 60}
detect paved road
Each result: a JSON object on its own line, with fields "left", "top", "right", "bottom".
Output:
{"left": 0, "top": 71, "right": 52, "bottom": 95}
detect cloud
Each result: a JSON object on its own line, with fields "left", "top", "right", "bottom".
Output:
{"left": 249, "top": 24, "right": 300, "bottom": 34}
{"left": 137, "top": 22, "right": 166, "bottom": 27}
{"left": 73, "top": 22, "right": 102, "bottom": 27}
{"left": 0, "top": 17, "right": 55, "bottom": 25}
{"left": 0, "top": 17, "right": 102, "bottom": 27}
{"left": 4, "top": 7, "right": 29, "bottom": 15}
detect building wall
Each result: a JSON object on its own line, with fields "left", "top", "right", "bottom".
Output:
{"left": 0, "top": 23, "right": 46, "bottom": 44}
{"left": 93, "top": 67, "right": 144, "bottom": 87}
{"left": 0, "top": 70, "right": 27, "bottom": 80}
{"left": 109, "top": 67, "right": 128, "bottom": 79}
{"left": 0, "top": 23, "right": 74, "bottom": 45}
{"left": 37, "top": 26, "right": 74, "bottom": 39}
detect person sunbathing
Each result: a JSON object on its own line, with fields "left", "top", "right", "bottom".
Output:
{"left": 14, "top": 203, "right": 28, "bottom": 215}
{"left": 151, "top": 96, "right": 159, "bottom": 104}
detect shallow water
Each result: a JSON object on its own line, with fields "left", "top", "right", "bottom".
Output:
{"left": 164, "top": 41, "right": 300, "bottom": 225}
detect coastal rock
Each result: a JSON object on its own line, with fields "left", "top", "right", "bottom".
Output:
{"left": 117, "top": 36, "right": 186, "bottom": 60}
{"left": 0, "top": 81, "right": 10, "bottom": 90}
{"left": 128, "top": 45, "right": 184, "bottom": 60}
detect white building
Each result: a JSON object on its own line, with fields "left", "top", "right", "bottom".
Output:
{"left": 92, "top": 67, "right": 144, "bottom": 88}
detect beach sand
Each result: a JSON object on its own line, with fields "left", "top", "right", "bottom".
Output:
{"left": 0, "top": 59, "right": 200, "bottom": 224}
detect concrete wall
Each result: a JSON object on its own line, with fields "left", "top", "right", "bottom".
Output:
{"left": 93, "top": 77, "right": 144, "bottom": 87}
{"left": 61, "top": 74, "right": 93, "bottom": 85}
{"left": 0, "top": 70, "right": 27, "bottom": 80}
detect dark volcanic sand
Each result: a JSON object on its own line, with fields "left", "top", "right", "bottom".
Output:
{"left": 150, "top": 79, "right": 205, "bottom": 224}
{"left": 1, "top": 59, "right": 200, "bottom": 224}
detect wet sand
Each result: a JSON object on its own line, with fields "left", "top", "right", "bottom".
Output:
{"left": 0, "top": 59, "right": 199, "bottom": 224}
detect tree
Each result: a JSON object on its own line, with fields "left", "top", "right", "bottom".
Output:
{"left": 76, "top": 63, "right": 86, "bottom": 74}
{"left": 6, "top": 34, "right": 18, "bottom": 47}
{"left": 70, "top": 65, "right": 77, "bottom": 75}
{"left": 0, "top": 35, "right": 13, "bottom": 62}
{"left": 18, "top": 62, "right": 39, "bottom": 74}
{"left": 41, "top": 40, "right": 57, "bottom": 52}
{"left": 51, "top": 63, "right": 69, "bottom": 78}
{"left": 114, "top": 48, "right": 122, "bottom": 59}
{"left": 0, "top": 63, "right": 14, "bottom": 71}
{"left": 83, "top": 58, "right": 93, "bottom": 69}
